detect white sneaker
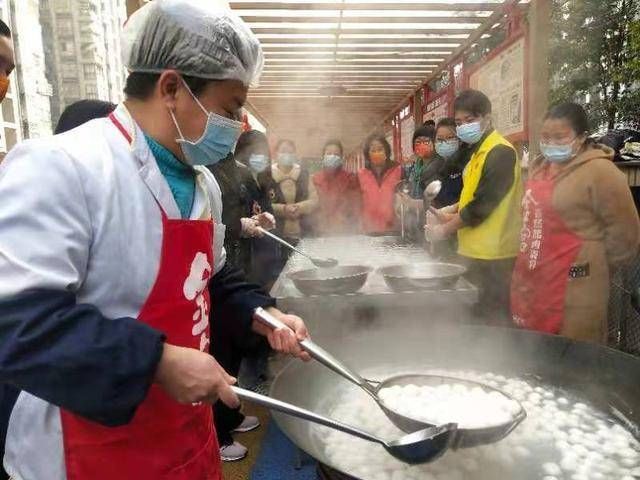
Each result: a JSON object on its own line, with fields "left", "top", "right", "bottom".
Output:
{"left": 220, "top": 441, "right": 248, "bottom": 462}
{"left": 233, "top": 415, "right": 261, "bottom": 433}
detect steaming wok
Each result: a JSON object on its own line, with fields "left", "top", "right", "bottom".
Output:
{"left": 288, "top": 266, "right": 372, "bottom": 296}
{"left": 378, "top": 263, "right": 467, "bottom": 292}
{"left": 270, "top": 320, "right": 640, "bottom": 479}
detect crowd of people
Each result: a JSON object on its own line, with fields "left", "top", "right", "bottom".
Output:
{"left": 0, "top": 0, "right": 637, "bottom": 478}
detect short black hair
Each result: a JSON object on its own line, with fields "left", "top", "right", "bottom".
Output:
{"left": 323, "top": 139, "right": 343, "bottom": 156}
{"left": 435, "top": 117, "right": 457, "bottom": 134}
{"left": 423, "top": 119, "right": 436, "bottom": 128}
{"left": 55, "top": 100, "right": 116, "bottom": 134}
{"left": 0, "top": 20, "right": 11, "bottom": 39}
{"left": 454, "top": 89, "right": 492, "bottom": 117}
{"left": 275, "top": 138, "right": 296, "bottom": 152}
{"left": 363, "top": 133, "right": 392, "bottom": 165}
{"left": 545, "top": 102, "right": 590, "bottom": 136}
{"left": 413, "top": 124, "right": 435, "bottom": 146}
{"left": 123, "top": 72, "right": 210, "bottom": 100}
{"left": 235, "top": 129, "right": 270, "bottom": 166}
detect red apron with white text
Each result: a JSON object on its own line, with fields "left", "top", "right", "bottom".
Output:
{"left": 511, "top": 166, "right": 583, "bottom": 334}
{"left": 59, "top": 114, "right": 221, "bottom": 480}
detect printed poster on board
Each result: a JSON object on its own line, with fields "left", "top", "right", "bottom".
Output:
{"left": 469, "top": 37, "right": 525, "bottom": 137}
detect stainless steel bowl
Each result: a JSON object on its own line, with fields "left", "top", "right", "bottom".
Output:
{"left": 378, "top": 263, "right": 467, "bottom": 292}
{"left": 288, "top": 265, "right": 372, "bottom": 296}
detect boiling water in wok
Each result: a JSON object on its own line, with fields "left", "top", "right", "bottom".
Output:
{"left": 317, "top": 367, "right": 639, "bottom": 480}
{"left": 270, "top": 325, "right": 640, "bottom": 480}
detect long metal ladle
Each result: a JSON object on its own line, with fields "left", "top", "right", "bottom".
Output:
{"left": 232, "top": 386, "right": 455, "bottom": 464}
{"left": 257, "top": 227, "right": 338, "bottom": 268}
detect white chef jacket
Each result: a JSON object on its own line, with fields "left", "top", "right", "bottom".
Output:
{"left": 0, "top": 104, "right": 227, "bottom": 480}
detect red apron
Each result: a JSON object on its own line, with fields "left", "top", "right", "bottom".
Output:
{"left": 511, "top": 166, "right": 583, "bottom": 334}
{"left": 59, "top": 114, "right": 222, "bottom": 480}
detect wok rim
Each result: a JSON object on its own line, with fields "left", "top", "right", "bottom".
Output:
{"left": 287, "top": 265, "right": 373, "bottom": 282}
{"left": 377, "top": 263, "right": 467, "bottom": 281}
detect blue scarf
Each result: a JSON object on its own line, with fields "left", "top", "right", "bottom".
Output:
{"left": 145, "top": 134, "right": 195, "bottom": 219}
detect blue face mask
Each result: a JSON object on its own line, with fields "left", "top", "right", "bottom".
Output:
{"left": 170, "top": 80, "right": 242, "bottom": 167}
{"left": 456, "top": 120, "right": 485, "bottom": 145}
{"left": 323, "top": 154, "right": 343, "bottom": 170}
{"left": 435, "top": 139, "right": 460, "bottom": 159}
{"left": 540, "top": 141, "right": 576, "bottom": 163}
{"left": 249, "top": 154, "right": 269, "bottom": 173}
{"left": 278, "top": 152, "right": 296, "bottom": 168}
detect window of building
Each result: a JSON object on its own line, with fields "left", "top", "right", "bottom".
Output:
{"left": 63, "top": 83, "right": 80, "bottom": 98}
{"left": 85, "top": 84, "right": 98, "bottom": 99}
{"left": 4, "top": 127, "right": 17, "bottom": 153}
{"left": 60, "top": 62, "right": 77, "bottom": 79}
{"left": 57, "top": 18, "right": 73, "bottom": 37}
{"left": 83, "top": 64, "right": 97, "bottom": 78}
{"left": 60, "top": 41, "right": 74, "bottom": 56}
{"left": 2, "top": 100, "right": 15, "bottom": 124}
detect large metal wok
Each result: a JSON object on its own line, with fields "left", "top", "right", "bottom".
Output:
{"left": 288, "top": 266, "right": 372, "bottom": 296}
{"left": 270, "top": 319, "right": 640, "bottom": 479}
{"left": 378, "top": 263, "right": 467, "bottom": 292}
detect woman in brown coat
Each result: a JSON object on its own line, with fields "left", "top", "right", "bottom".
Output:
{"left": 511, "top": 102, "right": 640, "bottom": 343}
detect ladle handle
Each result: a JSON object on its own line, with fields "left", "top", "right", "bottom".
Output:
{"left": 254, "top": 308, "right": 377, "bottom": 396}
{"left": 257, "top": 227, "right": 312, "bottom": 261}
{"left": 232, "top": 386, "right": 382, "bottom": 445}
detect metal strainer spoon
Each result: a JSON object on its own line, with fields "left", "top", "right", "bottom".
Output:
{"left": 233, "top": 386, "right": 456, "bottom": 464}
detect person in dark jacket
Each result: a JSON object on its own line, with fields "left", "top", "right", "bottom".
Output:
{"left": 233, "top": 130, "right": 279, "bottom": 287}
{"left": 396, "top": 124, "right": 445, "bottom": 243}
{"left": 434, "top": 117, "right": 470, "bottom": 208}
{"left": 207, "top": 132, "right": 278, "bottom": 462}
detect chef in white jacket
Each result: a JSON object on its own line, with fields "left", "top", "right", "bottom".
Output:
{"left": 0, "top": 2, "right": 309, "bottom": 479}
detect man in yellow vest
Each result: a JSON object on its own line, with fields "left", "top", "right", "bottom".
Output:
{"left": 426, "top": 90, "right": 522, "bottom": 324}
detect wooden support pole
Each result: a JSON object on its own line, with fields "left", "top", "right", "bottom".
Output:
{"left": 527, "top": 0, "right": 551, "bottom": 157}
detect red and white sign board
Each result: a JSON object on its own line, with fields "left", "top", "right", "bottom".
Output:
{"left": 423, "top": 94, "right": 449, "bottom": 124}
{"left": 469, "top": 37, "right": 525, "bottom": 138}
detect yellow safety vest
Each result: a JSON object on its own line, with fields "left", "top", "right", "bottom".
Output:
{"left": 458, "top": 130, "right": 523, "bottom": 260}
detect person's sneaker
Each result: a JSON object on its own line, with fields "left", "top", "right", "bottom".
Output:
{"left": 232, "top": 415, "right": 260, "bottom": 433}
{"left": 220, "top": 441, "right": 248, "bottom": 462}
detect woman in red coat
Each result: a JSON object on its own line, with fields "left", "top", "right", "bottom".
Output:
{"left": 312, "top": 139, "right": 360, "bottom": 235}
{"left": 357, "top": 134, "right": 402, "bottom": 234}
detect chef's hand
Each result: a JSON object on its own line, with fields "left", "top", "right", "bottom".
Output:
{"left": 253, "top": 212, "right": 276, "bottom": 231}
{"left": 155, "top": 343, "right": 239, "bottom": 408}
{"left": 252, "top": 307, "right": 312, "bottom": 362}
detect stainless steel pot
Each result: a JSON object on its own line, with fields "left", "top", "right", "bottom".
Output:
{"left": 288, "top": 266, "right": 372, "bottom": 296}
{"left": 378, "top": 263, "right": 467, "bottom": 292}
